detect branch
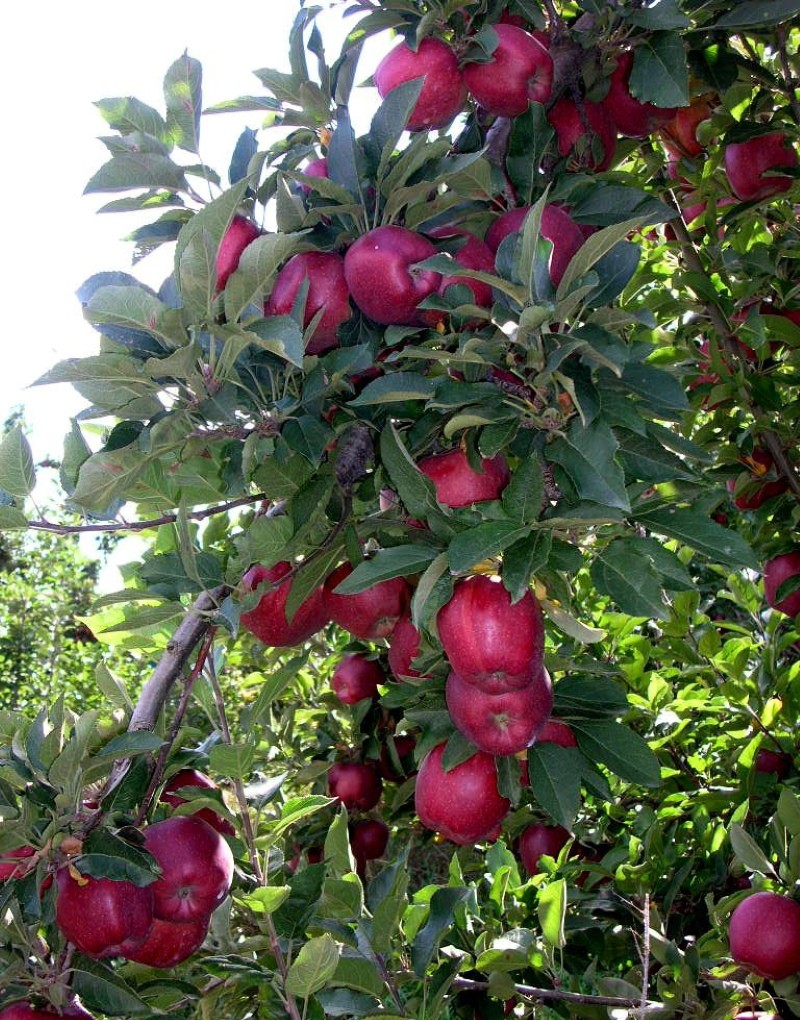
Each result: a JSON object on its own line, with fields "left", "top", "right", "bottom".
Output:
{"left": 776, "top": 26, "right": 800, "bottom": 124}
{"left": 451, "top": 977, "right": 665, "bottom": 1012}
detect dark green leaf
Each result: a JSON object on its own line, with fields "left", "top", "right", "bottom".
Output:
{"left": 448, "top": 521, "right": 531, "bottom": 575}
{"left": 527, "top": 744, "right": 582, "bottom": 829}
{"left": 349, "top": 372, "right": 437, "bottom": 406}
{"left": 629, "top": 32, "right": 689, "bottom": 108}
{"left": 635, "top": 506, "right": 759, "bottom": 569}
{"left": 715, "top": 0, "right": 800, "bottom": 27}
{"left": 590, "top": 541, "right": 669, "bottom": 620}
{"left": 411, "top": 887, "right": 470, "bottom": 977}
{"left": 552, "top": 675, "right": 629, "bottom": 718}
{"left": 94, "top": 732, "right": 164, "bottom": 758}
{"left": 72, "top": 961, "right": 151, "bottom": 1015}
{"left": 332, "top": 546, "right": 437, "bottom": 593}
{"left": 547, "top": 421, "right": 630, "bottom": 512}
{"left": 572, "top": 721, "right": 661, "bottom": 787}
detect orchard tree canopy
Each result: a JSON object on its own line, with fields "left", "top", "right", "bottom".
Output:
{"left": 2, "top": 1, "right": 800, "bottom": 1019}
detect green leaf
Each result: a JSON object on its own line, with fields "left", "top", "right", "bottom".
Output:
{"left": 616, "top": 430, "right": 695, "bottom": 482}
{"left": 0, "top": 427, "right": 35, "bottom": 497}
{"left": 448, "top": 521, "right": 531, "bottom": 575}
{"left": 94, "top": 96, "right": 168, "bottom": 138}
{"left": 729, "top": 823, "right": 777, "bottom": 877}
{"left": 0, "top": 506, "right": 29, "bottom": 529}
{"left": 629, "top": 32, "right": 689, "bottom": 108}
{"left": 778, "top": 788, "right": 800, "bottom": 837}
{"left": 209, "top": 742, "right": 255, "bottom": 780}
{"left": 325, "top": 806, "right": 355, "bottom": 878}
{"left": 411, "top": 887, "right": 470, "bottom": 977}
{"left": 94, "top": 732, "right": 164, "bottom": 758}
{"left": 572, "top": 721, "right": 661, "bottom": 788}
{"left": 236, "top": 886, "right": 291, "bottom": 914}
{"left": 552, "top": 676, "right": 629, "bottom": 718}
{"left": 240, "top": 516, "right": 295, "bottom": 571}
{"left": 547, "top": 420, "right": 630, "bottom": 512}
{"left": 527, "top": 744, "right": 582, "bottom": 830}
{"left": 332, "top": 546, "right": 436, "bottom": 593}
{"left": 715, "top": 0, "right": 800, "bottom": 27}
{"left": 626, "top": 0, "right": 689, "bottom": 29}
{"left": 330, "top": 954, "right": 387, "bottom": 997}
{"left": 285, "top": 934, "right": 340, "bottom": 998}
{"left": 541, "top": 600, "right": 606, "bottom": 644}
{"left": 635, "top": 506, "right": 759, "bottom": 569}
{"left": 379, "top": 424, "right": 448, "bottom": 526}
{"left": 349, "top": 372, "right": 437, "bottom": 406}
{"left": 72, "top": 961, "right": 151, "bottom": 1015}
{"left": 590, "top": 540, "right": 668, "bottom": 620}
{"left": 69, "top": 447, "right": 147, "bottom": 515}
{"left": 83, "top": 154, "right": 188, "bottom": 194}
{"left": 77, "top": 852, "right": 159, "bottom": 886}
{"left": 502, "top": 532, "right": 552, "bottom": 603}
{"left": 224, "top": 232, "right": 312, "bottom": 323}
{"left": 538, "top": 877, "right": 567, "bottom": 949}
{"left": 164, "top": 52, "right": 202, "bottom": 153}
{"left": 556, "top": 218, "right": 642, "bottom": 301}
{"left": 502, "top": 456, "right": 544, "bottom": 525}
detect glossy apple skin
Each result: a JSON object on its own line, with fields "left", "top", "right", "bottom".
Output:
{"left": 375, "top": 38, "right": 466, "bottom": 132}
{"left": 331, "top": 653, "right": 385, "bottom": 704}
{"left": 764, "top": 551, "right": 800, "bottom": 617}
{"left": 143, "top": 816, "right": 234, "bottom": 923}
{"left": 216, "top": 215, "right": 261, "bottom": 292}
{"left": 463, "top": 24, "right": 553, "bottom": 118}
{"left": 726, "top": 449, "right": 788, "bottom": 511}
{"left": 547, "top": 97, "right": 616, "bottom": 172}
{"left": 660, "top": 97, "right": 713, "bottom": 158}
{"left": 754, "top": 747, "right": 793, "bottom": 779}
{"left": 0, "top": 845, "right": 35, "bottom": 880}
{"left": 328, "top": 762, "right": 383, "bottom": 811}
{"left": 518, "top": 823, "right": 571, "bottom": 875}
{"left": 446, "top": 669, "right": 552, "bottom": 756}
{"left": 344, "top": 226, "right": 441, "bottom": 326}
{"left": 437, "top": 575, "right": 545, "bottom": 693}
{"left": 724, "top": 133, "right": 798, "bottom": 202}
{"left": 535, "top": 718, "right": 577, "bottom": 747}
{"left": 349, "top": 819, "right": 389, "bottom": 872}
{"left": 415, "top": 743, "right": 510, "bottom": 845}
{"left": 240, "top": 561, "right": 330, "bottom": 647}
{"left": 603, "top": 51, "right": 676, "bottom": 137}
{"left": 387, "top": 613, "right": 424, "bottom": 680}
{"left": 0, "top": 1006, "right": 95, "bottom": 1020}
{"left": 55, "top": 869, "right": 154, "bottom": 958}
{"left": 298, "top": 156, "right": 329, "bottom": 194}
{"left": 485, "top": 204, "right": 583, "bottom": 287}
{"left": 324, "top": 562, "right": 411, "bottom": 640}
{"left": 160, "top": 768, "right": 235, "bottom": 837}
{"left": 728, "top": 891, "right": 800, "bottom": 980}
{"left": 123, "top": 913, "right": 210, "bottom": 968}
{"left": 267, "top": 251, "right": 352, "bottom": 355}
{"left": 418, "top": 448, "right": 510, "bottom": 507}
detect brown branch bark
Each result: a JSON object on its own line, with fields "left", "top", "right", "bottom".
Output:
{"left": 452, "top": 976, "right": 664, "bottom": 1011}
{"left": 776, "top": 25, "right": 800, "bottom": 125}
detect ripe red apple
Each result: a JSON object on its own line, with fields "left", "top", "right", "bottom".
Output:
{"left": 660, "top": 96, "right": 713, "bottom": 158}
{"left": 547, "top": 97, "right": 616, "bottom": 172}
{"left": 764, "top": 551, "right": 800, "bottom": 617}
{"left": 518, "top": 823, "right": 572, "bottom": 875}
{"left": 374, "top": 38, "right": 466, "bottom": 132}
{"left": 0, "top": 845, "right": 35, "bottom": 881}
{"left": 602, "top": 51, "right": 676, "bottom": 138}
{"left": 446, "top": 668, "right": 553, "bottom": 756}
{"left": 387, "top": 613, "right": 426, "bottom": 681}
{"left": 266, "top": 251, "right": 352, "bottom": 355}
{"left": 159, "top": 768, "right": 235, "bottom": 837}
{"left": 437, "top": 574, "right": 545, "bottom": 693}
{"left": 415, "top": 742, "right": 510, "bottom": 844}
{"left": 724, "top": 132, "right": 798, "bottom": 202}
{"left": 240, "top": 561, "right": 330, "bottom": 647}
{"left": 728, "top": 890, "right": 800, "bottom": 980}
{"left": 727, "top": 449, "right": 788, "bottom": 511}
{"left": 143, "top": 815, "right": 234, "bottom": 923}
{"left": 484, "top": 204, "right": 584, "bottom": 287}
{"left": 535, "top": 718, "right": 577, "bottom": 747}
{"left": 343, "top": 226, "right": 441, "bottom": 326}
{"left": 430, "top": 228, "right": 496, "bottom": 311}
{"left": 462, "top": 24, "right": 553, "bottom": 118}
{"left": 418, "top": 448, "right": 510, "bottom": 507}
{"left": 324, "top": 562, "right": 411, "bottom": 640}
{"left": 55, "top": 869, "right": 154, "bottom": 958}
{"left": 328, "top": 762, "right": 383, "bottom": 811}
{"left": 754, "top": 747, "right": 793, "bottom": 779}
{"left": 123, "top": 913, "right": 210, "bottom": 968}
{"left": 216, "top": 215, "right": 261, "bottom": 292}
{"left": 331, "top": 653, "right": 385, "bottom": 704}
{"left": 298, "top": 156, "right": 329, "bottom": 193}
{"left": 349, "top": 818, "right": 389, "bottom": 872}
{"left": 0, "top": 1006, "right": 95, "bottom": 1020}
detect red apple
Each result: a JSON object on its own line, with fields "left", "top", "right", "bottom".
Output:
{"left": 328, "top": 762, "right": 382, "bottom": 811}
{"left": 159, "top": 768, "right": 235, "bottom": 837}
{"left": 518, "top": 822, "right": 571, "bottom": 875}
{"left": 331, "top": 653, "right": 385, "bottom": 704}
{"left": 724, "top": 132, "right": 798, "bottom": 202}
{"left": 266, "top": 251, "right": 352, "bottom": 355}
{"left": 418, "top": 448, "right": 510, "bottom": 507}
{"left": 343, "top": 226, "right": 441, "bottom": 326}
{"left": 298, "top": 156, "right": 329, "bottom": 194}
{"left": 387, "top": 613, "right": 426, "bottom": 681}
{"left": 0, "top": 1006, "right": 95, "bottom": 1020}
{"left": 547, "top": 97, "right": 616, "bottom": 171}
{"left": 123, "top": 913, "right": 210, "bottom": 968}
{"left": 728, "top": 890, "right": 800, "bottom": 980}
{"left": 374, "top": 38, "right": 466, "bottom": 132}
{"left": 660, "top": 96, "right": 714, "bottom": 157}
{"left": 727, "top": 449, "right": 788, "bottom": 510}
{"left": 602, "top": 51, "right": 676, "bottom": 138}
{"left": 446, "top": 668, "right": 553, "bottom": 756}
{"left": 754, "top": 747, "right": 793, "bottom": 779}
{"left": 0, "top": 845, "right": 35, "bottom": 881}
{"left": 437, "top": 574, "right": 545, "bottom": 693}
{"left": 484, "top": 204, "right": 583, "bottom": 287}
{"left": 55, "top": 868, "right": 154, "bottom": 958}
{"left": 430, "top": 228, "right": 496, "bottom": 311}
{"left": 463, "top": 24, "right": 553, "bottom": 118}
{"left": 349, "top": 818, "right": 389, "bottom": 872}
{"left": 764, "top": 551, "right": 800, "bottom": 617}
{"left": 324, "top": 562, "right": 411, "bottom": 640}
{"left": 415, "top": 742, "right": 510, "bottom": 844}
{"left": 535, "top": 718, "right": 577, "bottom": 747}
{"left": 216, "top": 215, "right": 261, "bottom": 292}
{"left": 143, "top": 815, "right": 234, "bottom": 923}
{"left": 240, "top": 561, "right": 330, "bottom": 647}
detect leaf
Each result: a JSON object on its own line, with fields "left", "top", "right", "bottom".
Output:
{"left": 547, "top": 420, "right": 630, "bottom": 512}
{"left": 224, "top": 232, "right": 312, "bottom": 323}
{"left": 72, "top": 961, "right": 151, "bottom": 1015}
{"left": 626, "top": 0, "right": 689, "bottom": 29}
{"left": 715, "top": 0, "right": 800, "bottom": 27}
{"left": 285, "top": 934, "right": 341, "bottom": 998}
{"left": 164, "top": 52, "right": 202, "bottom": 153}
{"left": 411, "top": 887, "right": 470, "bottom": 977}
{"left": 0, "top": 427, "right": 35, "bottom": 497}
{"left": 590, "top": 541, "right": 669, "bottom": 620}
{"left": 332, "top": 546, "right": 436, "bottom": 593}
{"left": 729, "top": 823, "right": 778, "bottom": 877}
{"left": 349, "top": 372, "right": 437, "bottom": 406}
{"left": 616, "top": 431, "right": 695, "bottom": 483}
{"left": 94, "top": 96, "right": 167, "bottom": 138}
{"left": 379, "top": 424, "right": 448, "bottom": 526}
{"left": 502, "top": 456, "right": 544, "bottom": 525}
{"left": 552, "top": 675, "right": 630, "bottom": 718}
{"left": 94, "top": 732, "right": 164, "bottom": 758}
{"left": 541, "top": 600, "right": 606, "bottom": 643}
{"left": 448, "top": 521, "right": 531, "bottom": 575}
{"left": 83, "top": 154, "right": 188, "bottom": 194}
{"left": 503, "top": 532, "right": 552, "bottom": 603}
{"left": 635, "top": 506, "right": 759, "bottom": 569}
{"left": 240, "top": 516, "right": 295, "bottom": 571}
{"left": 209, "top": 743, "right": 255, "bottom": 780}
{"left": 538, "top": 877, "right": 567, "bottom": 949}
{"left": 527, "top": 744, "right": 582, "bottom": 830}
{"left": 556, "top": 218, "right": 642, "bottom": 301}
{"left": 572, "top": 721, "right": 661, "bottom": 788}
{"left": 236, "top": 886, "right": 292, "bottom": 914}
{"left": 628, "top": 32, "right": 689, "bottom": 108}
{"left": 324, "top": 806, "right": 355, "bottom": 878}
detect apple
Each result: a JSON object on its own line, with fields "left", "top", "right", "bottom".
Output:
{"left": 0, "top": 845, "right": 35, "bottom": 880}
{"left": 55, "top": 869, "right": 154, "bottom": 958}
{"left": 159, "top": 768, "right": 235, "bottom": 837}
{"left": 0, "top": 1006, "right": 95, "bottom": 1020}
{"left": 418, "top": 448, "right": 510, "bottom": 507}
{"left": 446, "top": 668, "right": 553, "bottom": 756}
{"left": 547, "top": 97, "right": 616, "bottom": 172}
{"left": 602, "top": 51, "right": 676, "bottom": 137}
{"left": 387, "top": 613, "right": 426, "bottom": 680}
{"left": 266, "top": 251, "right": 352, "bottom": 355}
{"left": 430, "top": 228, "right": 496, "bottom": 312}
{"left": 240, "top": 561, "right": 330, "bottom": 647}
{"left": 324, "top": 562, "right": 411, "bottom": 639}
{"left": 415, "top": 742, "right": 510, "bottom": 844}
{"left": 123, "top": 913, "right": 210, "bottom": 968}
{"left": 331, "top": 653, "right": 385, "bottom": 704}
{"left": 518, "top": 822, "right": 571, "bottom": 875}
{"left": 328, "top": 762, "right": 383, "bottom": 811}
{"left": 726, "top": 449, "right": 788, "bottom": 511}
{"left": 462, "top": 24, "right": 553, "bottom": 118}
{"left": 437, "top": 574, "right": 545, "bottom": 693}
{"left": 754, "top": 747, "right": 793, "bottom": 779}
{"left": 298, "top": 156, "right": 329, "bottom": 193}
{"left": 724, "top": 132, "right": 798, "bottom": 202}
{"left": 375, "top": 733, "right": 418, "bottom": 782}
{"left": 764, "top": 551, "right": 800, "bottom": 617}
{"left": 374, "top": 38, "right": 466, "bottom": 132}
{"left": 343, "top": 226, "right": 441, "bottom": 326}
{"left": 216, "top": 215, "right": 261, "bottom": 292}
{"left": 660, "top": 96, "right": 714, "bottom": 158}
{"left": 349, "top": 818, "right": 389, "bottom": 873}
{"left": 143, "top": 815, "right": 234, "bottom": 923}
{"left": 728, "top": 890, "right": 800, "bottom": 980}
{"left": 484, "top": 204, "right": 584, "bottom": 287}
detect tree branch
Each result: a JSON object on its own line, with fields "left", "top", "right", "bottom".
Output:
{"left": 451, "top": 976, "right": 665, "bottom": 1012}
{"left": 775, "top": 25, "right": 800, "bottom": 125}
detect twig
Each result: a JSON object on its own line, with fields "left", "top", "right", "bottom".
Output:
{"left": 640, "top": 892, "right": 651, "bottom": 1019}
{"left": 775, "top": 26, "right": 800, "bottom": 124}
{"left": 451, "top": 976, "right": 665, "bottom": 1011}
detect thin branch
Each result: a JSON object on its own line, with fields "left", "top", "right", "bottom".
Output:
{"left": 776, "top": 26, "right": 800, "bottom": 123}
{"left": 451, "top": 977, "right": 665, "bottom": 1012}
{"left": 640, "top": 892, "right": 651, "bottom": 1019}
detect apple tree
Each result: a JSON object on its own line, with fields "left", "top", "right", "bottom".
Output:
{"left": 2, "top": 1, "right": 800, "bottom": 1018}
